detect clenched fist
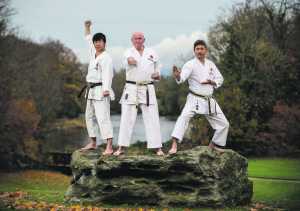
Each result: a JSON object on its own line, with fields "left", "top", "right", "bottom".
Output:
{"left": 128, "top": 57, "right": 137, "bottom": 65}
{"left": 84, "top": 20, "right": 92, "bottom": 28}
{"left": 173, "top": 65, "right": 181, "bottom": 80}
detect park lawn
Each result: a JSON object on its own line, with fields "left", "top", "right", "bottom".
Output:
{"left": 0, "top": 158, "right": 300, "bottom": 210}
{"left": 247, "top": 158, "right": 300, "bottom": 210}
{"left": 248, "top": 158, "right": 300, "bottom": 180}
{"left": 0, "top": 171, "right": 248, "bottom": 211}
{"left": 0, "top": 170, "right": 70, "bottom": 203}
{"left": 251, "top": 178, "right": 300, "bottom": 210}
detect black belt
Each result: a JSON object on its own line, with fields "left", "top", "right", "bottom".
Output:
{"left": 189, "top": 90, "right": 217, "bottom": 116}
{"left": 78, "top": 82, "right": 102, "bottom": 99}
{"left": 126, "top": 80, "right": 154, "bottom": 106}
{"left": 126, "top": 81, "right": 154, "bottom": 85}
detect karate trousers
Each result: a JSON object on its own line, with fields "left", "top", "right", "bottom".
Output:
{"left": 171, "top": 98, "right": 229, "bottom": 146}
{"left": 85, "top": 99, "right": 113, "bottom": 140}
{"left": 117, "top": 103, "right": 162, "bottom": 149}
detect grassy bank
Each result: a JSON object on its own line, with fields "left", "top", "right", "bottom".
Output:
{"left": 0, "top": 158, "right": 299, "bottom": 210}
{"left": 248, "top": 158, "right": 300, "bottom": 210}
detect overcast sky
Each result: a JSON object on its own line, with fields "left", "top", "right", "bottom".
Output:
{"left": 10, "top": 0, "right": 240, "bottom": 72}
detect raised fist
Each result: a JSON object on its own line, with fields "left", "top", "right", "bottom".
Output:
{"left": 84, "top": 20, "right": 92, "bottom": 28}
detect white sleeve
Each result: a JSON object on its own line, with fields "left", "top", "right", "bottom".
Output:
{"left": 211, "top": 62, "right": 224, "bottom": 89}
{"left": 102, "top": 56, "right": 113, "bottom": 92}
{"left": 153, "top": 51, "right": 161, "bottom": 77}
{"left": 86, "top": 34, "right": 95, "bottom": 58}
{"left": 122, "top": 49, "right": 131, "bottom": 70}
{"left": 176, "top": 62, "right": 193, "bottom": 84}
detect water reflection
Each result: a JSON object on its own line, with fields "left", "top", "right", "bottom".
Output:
{"left": 44, "top": 114, "right": 176, "bottom": 153}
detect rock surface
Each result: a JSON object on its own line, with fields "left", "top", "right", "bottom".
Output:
{"left": 65, "top": 146, "right": 253, "bottom": 207}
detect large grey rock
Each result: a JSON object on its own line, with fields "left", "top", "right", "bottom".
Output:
{"left": 65, "top": 146, "right": 252, "bottom": 207}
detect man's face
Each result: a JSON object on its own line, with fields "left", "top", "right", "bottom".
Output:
{"left": 93, "top": 40, "right": 105, "bottom": 52}
{"left": 131, "top": 34, "right": 145, "bottom": 50}
{"left": 194, "top": 45, "right": 207, "bottom": 59}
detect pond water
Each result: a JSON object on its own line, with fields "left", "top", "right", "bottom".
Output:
{"left": 44, "top": 114, "right": 177, "bottom": 153}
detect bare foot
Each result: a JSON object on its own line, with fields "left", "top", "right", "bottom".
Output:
{"left": 113, "top": 149, "right": 124, "bottom": 156}
{"left": 102, "top": 138, "right": 113, "bottom": 156}
{"left": 102, "top": 149, "right": 114, "bottom": 156}
{"left": 208, "top": 142, "right": 225, "bottom": 154}
{"left": 208, "top": 142, "right": 214, "bottom": 149}
{"left": 156, "top": 149, "right": 165, "bottom": 156}
{"left": 168, "top": 148, "right": 177, "bottom": 155}
{"left": 168, "top": 138, "right": 178, "bottom": 155}
{"left": 79, "top": 142, "right": 96, "bottom": 151}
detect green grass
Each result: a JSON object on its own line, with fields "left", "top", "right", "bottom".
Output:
{"left": 251, "top": 178, "right": 300, "bottom": 210}
{"left": 248, "top": 158, "right": 300, "bottom": 180}
{"left": 247, "top": 158, "right": 300, "bottom": 210}
{"left": 0, "top": 171, "right": 248, "bottom": 211}
{"left": 0, "top": 170, "right": 70, "bottom": 203}
{"left": 1, "top": 158, "right": 300, "bottom": 210}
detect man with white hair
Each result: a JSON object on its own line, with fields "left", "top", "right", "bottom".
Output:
{"left": 114, "top": 32, "right": 164, "bottom": 156}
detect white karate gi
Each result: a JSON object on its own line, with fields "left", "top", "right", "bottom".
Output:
{"left": 171, "top": 58, "right": 229, "bottom": 146}
{"left": 84, "top": 34, "right": 114, "bottom": 140}
{"left": 117, "top": 47, "right": 162, "bottom": 149}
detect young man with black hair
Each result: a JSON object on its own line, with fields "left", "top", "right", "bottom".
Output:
{"left": 169, "top": 40, "right": 230, "bottom": 154}
{"left": 79, "top": 20, "right": 115, "bottom": 156}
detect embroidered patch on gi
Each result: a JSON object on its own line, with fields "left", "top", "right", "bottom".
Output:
{"left": 125, "top": 93, "right": 128, "bottom": 100}
{"left": 95, "top": 63, "right": 100, "bottom": 71}
{"left": 148, "top": 55, "right": 154, "bottom": 62}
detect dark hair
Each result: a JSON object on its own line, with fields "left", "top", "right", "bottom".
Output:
{"left": 93, "top": 33, "right": 106, "bottom": 43}
{"left": 193, "top": 40, "right": 207, "bottom": 50}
